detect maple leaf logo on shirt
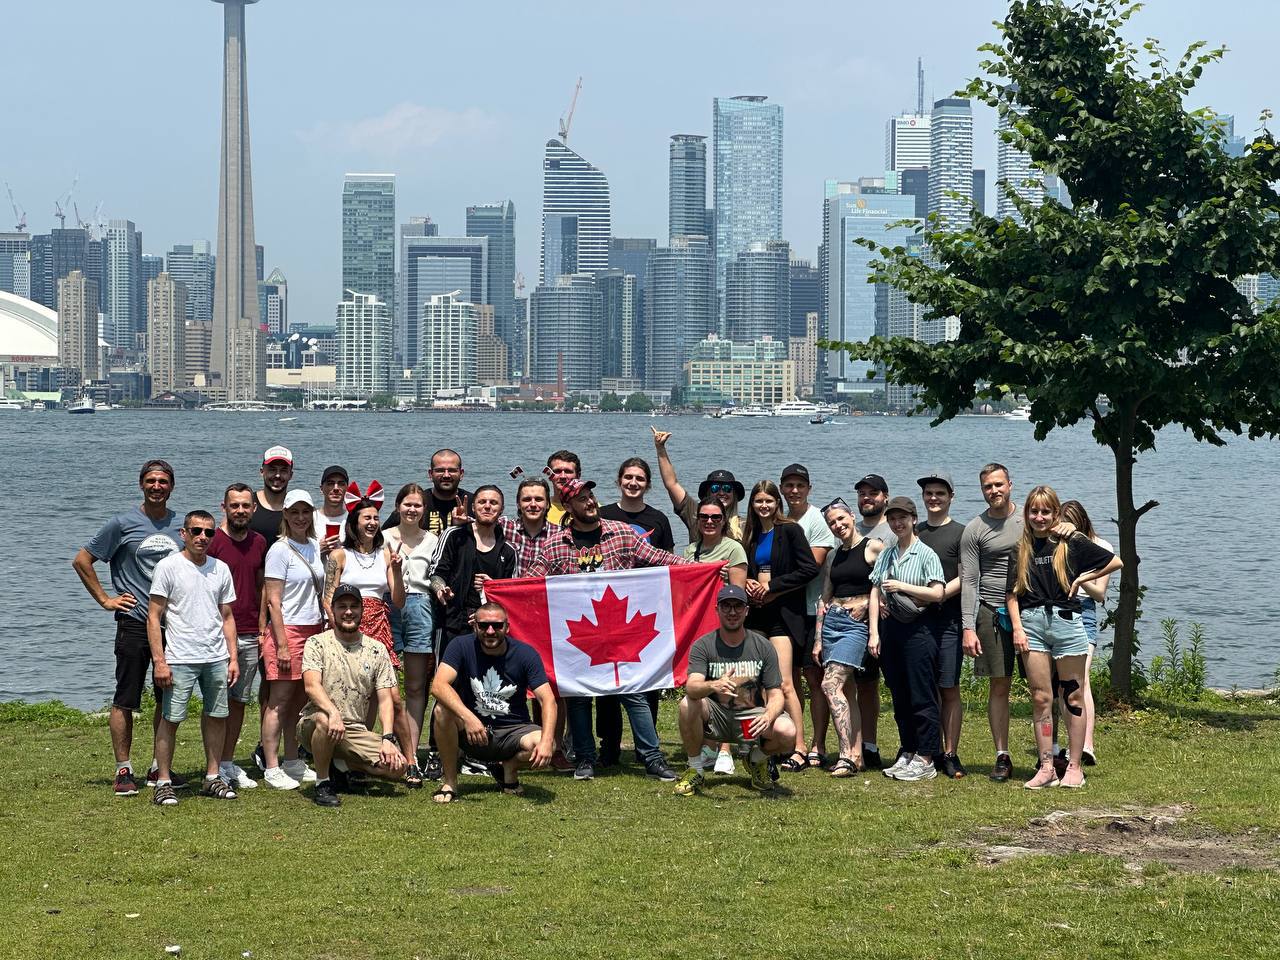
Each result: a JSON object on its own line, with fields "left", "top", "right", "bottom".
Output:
{"left": 471, "top": 667, "right": 518, "bottom": 718}
{"left": 564, "top": 586, "right": 660, "bottom": 687}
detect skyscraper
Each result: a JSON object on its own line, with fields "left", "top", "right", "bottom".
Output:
{"left": 400, "top": 235, "right": 487, "bottom": 369}
{"left": 725, "top": 240, "right": 790, "bottom": 343}
{"left": 336, "top": 291, "right": 392, "bottom": 395}
{"left": 418, "top": 291, "right": 478, "bottom": 396}
{"left": 597, "top": 269, "right": 641, "bottom": 381}
{"left": 259, "top": 267, "right": 287, "bottom": 336}
{"left": 0, "top": 233, "right": 30, "bottom": 299}
{"left": 995, "top": 108, "right": 1043, "bottom": 222}
{"left": 396, "top": 217, "right": 435, "bottom": 364}
{"left": 543, "top": 215, "right": 578, "bottom": 279}
{"left": 645, "top": 235, "right": 714, "bottom": 392}
{"left": 789, "top": 259, "right": 821, "bottom": 341}
{"left": 669, "top": 134, "right": 707, "bottom": 243}
{"left": 342, "top": 174, "right": 396, "bottom": 311}
{"left": 972, "top": 169, "right": 986, "bottom": 216}
{"left": 713, "top": 95, "right": 783, "bottom": 323}
{"left": 212, "top": 0, "right": 264, "bottom": 401}
{"left": 147, "top": 273, "right": 187, "bottom": 395}
{"left": 140, "top": 254, "right": 165, "bottom": 335}
{"left": 885, "top": 113, "right": 931, "bottom": 171}
{"left": 167, "top": 241, "right": 215, "bottom": 323}
{"left": 540, "top": 140, "right": 610, "bottom": 283}
{"left": 530, "top": 275, "right": 602, "bottom": 393}
{"left": 106, "top": 220, "right": 142, "bottom": 350}
{"left": 58, "top": 270, "right": 99, "bottom": 381}
{"left": 465, "top": 201, "right": 516, "bottom": 350}
{"left": 928, "top": 98, "right": 974, "bottom": 232}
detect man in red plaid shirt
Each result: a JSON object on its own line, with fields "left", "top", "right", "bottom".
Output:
{"left": 524, "top": 478, "right": 684, "bottom": 782}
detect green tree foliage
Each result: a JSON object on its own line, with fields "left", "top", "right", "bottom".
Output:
{"left": 598, "top": 392, "right": 624, "bottom": 412}
{"left": 825, "top": 0, "right": 1280, "bottom": 698}
{"left": 624, "top": 392, "right": 655, "bottom": 413}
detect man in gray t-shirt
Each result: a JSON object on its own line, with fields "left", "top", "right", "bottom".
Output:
{"left": 72, "top": 459, "right": 185, "bottom": 799}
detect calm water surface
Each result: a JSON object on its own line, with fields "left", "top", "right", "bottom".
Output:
{"left": 3, "top": 409, "right": 1276, "bottom": 707}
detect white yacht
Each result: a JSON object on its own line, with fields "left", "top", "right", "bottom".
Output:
{"left": 0, "top": 398, "right": 26, "bottom": 411}
{"left": 1003, "top": 404, "right": 1032, "bottom": 421}
{"left": 67, "top": 396, "right": 96, "bottom": 414}
{"left": 773, "top": 400, "right": 838, "bottom": 417}
{"left": 723, "top": 405, "right": 773, "bottom": 418}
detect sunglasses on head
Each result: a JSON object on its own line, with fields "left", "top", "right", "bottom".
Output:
{"left": 475, "top": 621, "right": 506, "bottom": 633}
{"left": 709, "top": 483, "right": 734, "bottom": 494}
{"left": 697, "top": 513, "right": 723, "bottom": 523}
{"left": 821, "top": 498, "right": 852, "bottom": 515}
{"left": 186, "top": 526, "right": 216, "bottom": 538}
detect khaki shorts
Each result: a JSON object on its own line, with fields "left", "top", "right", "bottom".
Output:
{"left": 701, "top": 698, "right": 763, "bottom": 744}
{"left": 297, "top": 716, "right": 386, "bottom": 772}
{"left": 973, "top": 604, "right": 1016, "bottom": 679}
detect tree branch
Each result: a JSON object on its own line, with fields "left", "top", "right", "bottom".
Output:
{"left": 1133, "top": 499, "right": 1160, "bottom": 521}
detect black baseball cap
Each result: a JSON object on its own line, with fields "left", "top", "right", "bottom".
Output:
{"left": 916, "top": 470, "right": 954, "bottom": 493}
{"left": 322, "top": 465, "right": 349, "bottom": 484}
{"left": 698, "top": 470, "right": 746, "bottom": 501}
{"left": 717, "top": 584, "right": 749, "bottom": 604}
{"left": 331, "top": 583, "right": 362, "bottom": 604}
{"left": 855, "top": 474, "right": 889, "bottom": 494}
{"left": 780, "top": 463, "right": 810, "bottom": 483}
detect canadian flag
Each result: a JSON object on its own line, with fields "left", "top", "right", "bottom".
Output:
{"left": 484, "top": 564, "right": 723, "bottom": 697}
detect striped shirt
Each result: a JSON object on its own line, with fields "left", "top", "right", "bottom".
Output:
{"left": 869, "top": 537, "right": 945, "bottom": 589}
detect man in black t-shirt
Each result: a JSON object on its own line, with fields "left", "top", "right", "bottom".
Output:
{"left": 422, "top": 448, "right": 473, "bottom": 536}
{"left": 249, "top": 445, "right": 293, "bottom": 549}
{"left": 429, "top": 601, "right": 556, "bottom": 802}
{"left": 915, "top": 470, "right": 967, "bottom": 779}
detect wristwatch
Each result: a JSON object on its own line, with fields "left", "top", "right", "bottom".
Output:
{"left": 382, "top": 733, "right": 399, "bottom": 746}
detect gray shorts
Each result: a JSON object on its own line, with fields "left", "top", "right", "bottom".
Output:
{"left": 463, "top": 723, "right": 541, "bottom": 762}
{"left": 228, "top": 635, "right": 260, "bottom": 704}
{"left": 973, "top": 604, "right": 1017, "bottom": 679}
{"left": 702, "top": 698, "right": 762, "bottom": 745}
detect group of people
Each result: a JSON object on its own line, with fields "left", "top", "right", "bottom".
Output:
{"left": 73, "top": 428, "right": 1120, "bottom": 808}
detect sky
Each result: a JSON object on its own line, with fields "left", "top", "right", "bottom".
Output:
{"left": 4, "top": 0, "right": 1277, "bottom": 325}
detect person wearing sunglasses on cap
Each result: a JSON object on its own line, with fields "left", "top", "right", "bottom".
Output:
{"left": 146, "top": 510, "right": 241, "bottom": 805}
{"left": 651, "top": 426, "right": 746, "bottom": 542}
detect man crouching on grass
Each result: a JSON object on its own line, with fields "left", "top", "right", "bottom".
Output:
{"left": 673, "top": 584, "right": 795, "bottom": 796}
{"left": 299, "top": 584, "right": 406, "bottom": 807}
{"left": 429, "top": 600, "right": 557, "bottom": 803}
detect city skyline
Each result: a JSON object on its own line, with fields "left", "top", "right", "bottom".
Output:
{"left": 3, "top": 0, "right": 1275, "bottom": 328}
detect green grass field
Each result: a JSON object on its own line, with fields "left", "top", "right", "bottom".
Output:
{"left": 3, "top": 693, "right": 1279, "bottom": 960}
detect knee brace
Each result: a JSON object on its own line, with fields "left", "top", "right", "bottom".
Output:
{"left": 1058, "top": 678, "right": 1083, "bottom": 717}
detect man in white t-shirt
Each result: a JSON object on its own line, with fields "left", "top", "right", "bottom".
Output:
{"left": 780, "top": 463, "right": 838, "bottom": 768}
{"left": 147, "top": 509, "right": 240, "bottom": 806}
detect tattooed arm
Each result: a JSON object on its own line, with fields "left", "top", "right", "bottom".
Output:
{"left": 323, "top": 548, "right": 344, "bottom": 628}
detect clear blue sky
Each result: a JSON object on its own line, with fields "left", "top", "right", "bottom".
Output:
{"left": 5, "top": 1, "right": 1276, "bottom": 325}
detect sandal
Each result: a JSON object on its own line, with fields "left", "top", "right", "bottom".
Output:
{"left": 432, "top": 785, "right": 456, "bottom": 804}
{"left": 500, "top": 779, "right": 524, "bottom": 796}
{"left": 404, "top": 764, "right": 424, "bottom": 789}
{"left": 780, "top": 750, "right": 809, "bottom": 773}
{"left": 829, "top": 757, "right": 859, "bottom": 778}
{"left": 200, "top": 777, "right": 238, "bottom": 800}
{"left": 805, "top": 750, "right": 826, "bottom": 770}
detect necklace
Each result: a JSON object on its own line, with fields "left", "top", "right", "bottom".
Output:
{"left": 351, "top": 547, "right": 378, "bottom": 570}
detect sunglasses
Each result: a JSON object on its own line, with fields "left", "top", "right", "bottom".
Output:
{"left": 697, "top": 513, "right": 724, "bottom": 523}
{"left": 708, "top": 483, "right": 735, "bottom": 494}
{"left": 475, "top": 621, "right": 506, "bottom": 633}
{"left": 821, "top": 498, "right": 853, "bottom": 515}
{"left": 186, "top": 526, "right": 216, "bottom": 538}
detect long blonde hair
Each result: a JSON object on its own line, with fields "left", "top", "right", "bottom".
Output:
{"left": 1013, "top": 485, "right": 1071, "bottom": 595}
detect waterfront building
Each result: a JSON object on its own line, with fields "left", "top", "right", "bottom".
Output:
{"left": 185, "top": 320, "right": 212, "bottom": 386}
{"left": 885, "top": 278, "right": 958, "bottom": 410}
{"left": 725, "top": 240, "right": 790, "bottom": 343}
{"left": 597, "top": 269, "right": 641, "bottom": 381}
{"left": 513, "top": 295, "right": 530, "bottom": 377}
{"left": 147, "top": 273, "right": 187, "bottom": 395}
{"left": 540, "top": 139, "right": 610, "bottom": 282}
{"left": 167, "top": 241, "right": 215, "bottom": 323}
{"left": 929, "top": 98, "right": 974, "bottom": 232}
{"left": 418, "top": 291, "right": 477, "bottom": 397}
{"left": 58, "top": 270, "right": 99, "bottom": 381}
{"left": 474, "top": 304, "right": 509, "bottom": 385}
{"left": 336, "top": 291, "right": 391, "bottom": 395}
{"left": 342, "top": 174, "right": 396, "bottom": 312}
{"left": 400, "top": 235, "right": 487, "bottom": 369}
{"left": 530, "top": 274, "right": 602, "bottom": 393}
{"left": 714, "top": 95, "right": 784, "bottom": 323}
{"left": 465, "top": 201, "right": 516, "bottom": 352}
{"left": 669, "top": 134, "right": 707, "bottom": 243}
{"left": 644, "top": 235, "right": 714, "bottom": 393}
{"left": 685, "top": 334, "right": 794, "bottom": 408}
{"left": 140, "top": 255, "right": 164, "bottom": 327}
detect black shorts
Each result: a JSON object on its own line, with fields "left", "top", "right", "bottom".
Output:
{"left": 113, "top": 615, "right": 162, "bottom": 711}
{"left": 930, "top": 615, "right": 963, "bottom": 688}
{"left": 746, "top": 606, "right": 787, "bottom": 639}
{"left": 795, "top": 614, "right": 818, "bottom": 669}
{"left": 463, "top": 723, "right": 540, "bottom": 762}
{"left": 857, "top": 651, "right": 881, "bottom": 683}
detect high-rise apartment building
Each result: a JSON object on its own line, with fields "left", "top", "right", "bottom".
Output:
{"left": 28, "top": 234, "right": 52, "bottom": 307}
{"left": 140, "top": 254, "right": 164, "bottom": 336}
{"left": 106, "top": 218, "right": 143, "bottom": 351}
{"left": 341, "top": 174, "right": 396, "bottom": 313}
{"left": 713, "top": 95, "right": 783, "bottom": 323}
{"left": 167, "top": 241, "right": 215, "bottom": 323}
{"left": 418, "top": 291, "right": 477, "bottom": 397}
{"left": 725, "top": 240, "right": 790, "bottom": 343}
{"left": 685, "top": 335, "right": 794, "bottom": 408}
{"left": 147, "top": 272, "right": 187, "bottom": 395}
{"left": 474, "top": 304, "right": 509, "bottom": 385}
{"left": 57, "top": 270, "right": 99, "bottom": 381}
{"left": 789, "top": 259, "right": 821, "bottom": 340}
{"left": 789, "top": 312, "right": 819, "bottom": 399}
{"left": 530, "top": 274, "right": 602, "bottom": 393}
{"left": 465, "top": 201, "right": 516, "bottom": 350}
{"left": 395, "top": 217, "right": 435, "bottom": 364}
{"left": 400, "top": 236, "right": 487, "bottom": 369}
{"left": 540, "top": 140, "right": 610, "bottom": 283}
{"left": 0, "top": 233, "right": 30, "bottom": 299}
{"left": 885, "top": 113, "right": 931, "bottom": 171}
{"left": 336, "top": 291, "right": 392, "bottom": 395}
{"left": 928, "top": 98, "right": 974, "bottom": 232}
{"left": 597, "top": 269, "right": 641, "bottom": 381}
{"left": 669, "top": 134, "right": 707, "bottom": 243}
{"left": 185, "top": 320, "right": 212, "bottom": 387}
{"left": 608, "top": 238, "right": 657, "bottom": 293}
{"left": 259, "top": 268, "right": 287, "bottom": 336}
{"left": 995, "top": 108, "right": 1043, "bottom": 222}
{"left": 645, "top": 235, "right": 714, "bottom": 392}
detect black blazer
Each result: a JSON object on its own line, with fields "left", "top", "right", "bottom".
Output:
{"left": 746, "top": 522, "right": 820, "bottom": 641}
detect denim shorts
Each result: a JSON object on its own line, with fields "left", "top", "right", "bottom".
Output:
{"left": 389, "top": 592, "right": 434, "bottom": 655}
{"left": 161, "top": 660, "right": 230, "bottom": 723}
{"left": 1081, "top": 598, "right": 1099, "bottom": 647}
{"left": 1019, "top": 606, "right": 1090, "bottom": 659}
{"left": 228, "top": 635, "right": 259, "bottom": 703}
{"left": 820, "top": 604, "right": 869, "bottom": 669}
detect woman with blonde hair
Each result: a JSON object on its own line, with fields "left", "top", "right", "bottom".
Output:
{"left": 1006, "top": 486, "right": 1121, "bottom": 789}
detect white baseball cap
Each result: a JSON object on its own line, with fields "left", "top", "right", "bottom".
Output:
{"left": 263, "top": 445, "right": 293, "bottom": 466}
{"left": 283, "top": 489, "right": 314, "bottom": 510}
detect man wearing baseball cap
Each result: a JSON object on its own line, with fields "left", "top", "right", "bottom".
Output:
{"left": 250, "top": 445, "right": 294, "bottom": 550}
{"left": 851, "top": 472, "right": 892, "bottom": 768}
{"left": 674, "top": 584, "right": 794, "bottom": 795}
{"left": 314, "top": 465, "right": 349, "bottom": 556}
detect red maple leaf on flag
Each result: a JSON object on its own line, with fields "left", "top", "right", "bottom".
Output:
{"left": 564, "top": 586, "right": 661, "bottom": 687}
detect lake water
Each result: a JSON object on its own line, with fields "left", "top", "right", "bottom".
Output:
{"left": 3, "top": 409, "right": 1276, "bottom": 707}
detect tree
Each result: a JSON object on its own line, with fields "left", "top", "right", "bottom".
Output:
{"left": 598, "top": 391, "right": 624, "bottom": 412}
{"left": 825, "top": 0, "right": 1280, "bottom": 698}
{"left": 624, "top": 391, "right": 654, "bottom": 413}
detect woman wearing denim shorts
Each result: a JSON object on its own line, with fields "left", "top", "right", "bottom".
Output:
{"left": 1006, "top": 486, "right": 1121, "bottom": 790}
{"left": 1060, "top": 500, "right": 1114, "bottom": 767}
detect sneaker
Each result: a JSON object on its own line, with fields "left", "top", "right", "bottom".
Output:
{"left": 895, "top": 757, "right": 939, "bottom": 782}
{"left": 251, "top": 742, "right": 267, "bottom": 772}
{"left": 151, "top": 782, "right": 178, "bottom": 806}
{"left": 423, "top": 751, "right": 444, "bottom": 781}
{"left": 146, "top": 768, "right": 188, "bottom": 790}
{"left": 766, "top": 755, "right": 781, "bottom": 783}
{"left": 573, "top": 759, "right": 595, "bottom": 781}
{"left": 459, "top": 756, "right": 490, "bottom": 777}
{"left": 263, "top": 766, "right": 300, "bottom": 791}
{"left": 937, "top": 754, "right": 961, "bottom": 780}
{"left": 312, "top": 780, "right": 341, "bottom": 807}
{"left": 673, "top": 768, "right": 705, "bottom": 796}
{"left": 550, "top": 749, "right": 574, "bottom": 774}
{"left": 863, "top": 746, "right": 883, "bottom": 770}
{"left": 1058, "top": 764, "right": 1087, "bottom": 789}
{"left": 221, "top": 763, "right": 258, "bottom": 789}
{"left": 645, "top": 759, "right": 678, "bottom": 782}
{"left": 114, "top": 769, "right": 139, "bottom": 797}
{"left": 200, "top": 776, "right": 238, "bottom": 800}
{"left": 747, "top": 758, "right": 776, "bottom": 791}
{"left": 1081, "top": 747, "right": 1097, "bottom": 767}
{"left": 282, "top": 758, "right": 317, "bottom": 783}
{"left": 1024, "top": 763, "right": 1059, "bottom": 790}
{"left": 713, "top": 751, "right": 735, "bottom": 776}
{"left": 989, "top": 753, "right": 1013, "bottom": 782}
{"left": 883, "top": 752, "right": 913, "bottom": 779}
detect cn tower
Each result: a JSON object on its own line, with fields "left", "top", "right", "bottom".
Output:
{"left": 211, "top": 0, "right": 264, "bottom": 401}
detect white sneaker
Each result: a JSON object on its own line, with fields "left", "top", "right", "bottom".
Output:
{"left": 220, "top": 763, "right": 258, "bottom": 789}
{"left": 713, "top": 751, "right": 735, "bottom": 775}
{"left": 263, "top": 766, "right": 300, "bottom": 790}
{"left": 882, "top": 752, "right": 912, "bottom": 778}
{"left": 895, "top": 757, "right": 939, "bottom": 782}
{"left": 281, "top": 758, "right": 317, "bottom": 783}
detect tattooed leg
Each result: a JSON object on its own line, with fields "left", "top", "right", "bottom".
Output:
{"left": 822, "top": 663, "right": 860, "bottom": 762}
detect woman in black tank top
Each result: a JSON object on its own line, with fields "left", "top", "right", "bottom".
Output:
{"left": 815, "top": 500, "right": 884, "bottom": 776}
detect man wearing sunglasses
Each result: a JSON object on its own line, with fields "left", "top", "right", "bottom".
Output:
{"left": 146, "top": 510, "right": 240, "bottom": 806}
{"left": 429, "top": 601, "right": 557, "bottom": 802}
{"left": 651, "top": 426, "right": 746, "bottom": 542}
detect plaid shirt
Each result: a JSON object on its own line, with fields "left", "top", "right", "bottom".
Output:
{"left": 524, "top": 519, "right": 688, "bottom": 577}
{"left": 498, "top": 516, "right": 555, "bottom": 576}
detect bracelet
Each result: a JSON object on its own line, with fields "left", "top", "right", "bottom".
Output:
{"left": 382, "top": 733, "right": 399, "bottom": 745}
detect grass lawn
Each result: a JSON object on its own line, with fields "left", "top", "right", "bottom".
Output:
{"left": 3, "top": 692, "right": 1279, "bottom": 960}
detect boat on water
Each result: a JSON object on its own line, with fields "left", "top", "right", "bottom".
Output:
{"left": 773, "top": 399, "right": 838, "bottom": 417}
{"left": 1003, "top": 404, "right": 1032, "bottom": 421}
{"left": 0, "top": 398, "right": 26, "bottom": 411}
{"left": 723, "top": 405, "right": 773, "bottom": 418}
{"left": 67, "top": 396, "right": 96, "bottom": 414}
{"left": 809, "top": 415, "right": 833, "bottom": 425}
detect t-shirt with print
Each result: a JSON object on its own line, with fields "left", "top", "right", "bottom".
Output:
{"left": 425, "top": 488, "right": 473, "bottom": 537}
{"left": 794, "top": 504, "right": 837, "bottom": 614}
{"left": 85, "top": 507, "right": 184, "bottom": 622}
{"left": 300, "top": 630, "right": 395, "bottom": 727}
{"left": 570, "top": 526, "right": 605, "bottom": 572}
{"left": 1007, "top": 534, "right": 1115, "bottom": 614}
{"left": 263, "top": 537, "right": 325, "bottom": 625}
{"left": 683, "top": 536, "right": 748, "bottom": 570}
{"left": 442, "top": 634, "right": 549, "bottom": 728}
{"left": 916, "top": 519, "right": 963, "bottom": 621}
{"left": 149, "top": 553, "right": 236, "bottom": 664}
{"left": 208, "top": 529, "right": 267, "bottom": 635}
{"left": 686, "top": 629, "right": 781, "bottom": 714}
{"left": 598, "top": 503, "right": 675, "bottom": 552}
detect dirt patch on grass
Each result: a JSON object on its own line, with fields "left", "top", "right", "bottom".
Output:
{"left": 972, "top": 805, "right": 1278, "bottom": 873}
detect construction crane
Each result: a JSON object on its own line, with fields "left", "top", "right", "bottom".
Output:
{"left": 54, "top": 175, "right": 78, "bottom": 229}
{"left": 4, "top": 181, "right": 25, "bottom": 232}
{"left": 558, "top": 77, "right": 583, "bottom": 143}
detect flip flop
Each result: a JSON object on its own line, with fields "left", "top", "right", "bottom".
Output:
{"left": 432, "top": 785, "right": 456, "bottom": 804}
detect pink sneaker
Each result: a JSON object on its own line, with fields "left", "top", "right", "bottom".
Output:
{"left": 1023, "top": 763, "right": 1058, "bottom": 790}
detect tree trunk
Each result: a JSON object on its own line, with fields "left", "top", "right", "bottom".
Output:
{"left": 1109, "top": 409, "right": 1157, "bottom": 701}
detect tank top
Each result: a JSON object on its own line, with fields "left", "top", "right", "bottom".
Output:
{"left": 341, "top": 547, "right": 388, "bottom": 599}
{"left": 829, "top": 537, "right": 874, "bottom": 598}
